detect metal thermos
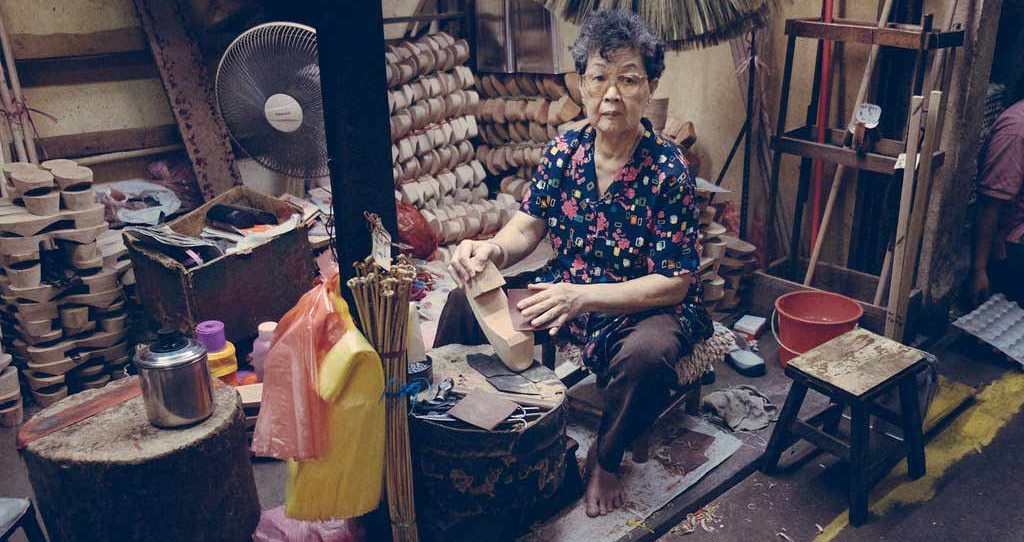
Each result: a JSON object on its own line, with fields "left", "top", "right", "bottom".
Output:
{"left": 135, "top": 329, "right": 215, "bottom": 428}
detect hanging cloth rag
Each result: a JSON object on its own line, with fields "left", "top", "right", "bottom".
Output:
{"left": 701, "top": 384, "right": 777, "bottom": 432}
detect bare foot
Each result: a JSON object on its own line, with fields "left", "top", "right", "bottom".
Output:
{"left": 585, "top": 447, "right": 624, "bottom": 517}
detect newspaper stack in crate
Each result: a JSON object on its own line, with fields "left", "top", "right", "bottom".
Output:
{"left": 0, "top": 160, "right": 132, "bottom": 411}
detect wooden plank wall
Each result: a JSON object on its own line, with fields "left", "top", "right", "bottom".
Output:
{"left": 3, "top": 0, "right": 178, "bottom": 177}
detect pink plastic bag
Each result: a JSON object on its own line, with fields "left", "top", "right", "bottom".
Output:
{"left": 251, "top": 260, "right": 344, "bottom": 461}
{"left": 253, "top": 506, "right": 364, "bottom": 542}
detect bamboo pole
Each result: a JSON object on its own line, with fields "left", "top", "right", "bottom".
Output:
{"left": 0, "top": 4, "right": 35, "bottom": 163}
{"left": 0, "top": 56, "right": 23, "bottom": 162}
{"left": 76, "top": 144, "right": 184, "bottom": 166}
{"left": 803, "top": 0, "right": 895, "bottom": 286}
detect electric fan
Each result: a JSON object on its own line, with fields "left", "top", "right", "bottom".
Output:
{"left": 215, "top": 22, "right": 327, "bottom": 178}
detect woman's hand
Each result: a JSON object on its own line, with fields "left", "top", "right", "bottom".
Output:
{"left": 449, "top": 240, "right": 501, "bottom": 286}
{"left": 518, "top": 282, "right": 589, "bottom": 336}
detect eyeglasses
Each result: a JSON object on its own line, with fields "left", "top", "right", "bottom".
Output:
{"left": 581, "top": 73, "right": 649, "bottom": 97}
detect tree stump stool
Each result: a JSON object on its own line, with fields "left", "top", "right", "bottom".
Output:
{"left": 20, "top": 379, "right": 260, "bottom": 542}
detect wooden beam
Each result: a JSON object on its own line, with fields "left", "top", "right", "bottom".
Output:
{"left": 18, "top": 52, "right": 158, "bottom": 87}
{"left": 382, "top": 12, "right": 464, "bottom": 24}
{"left": 785, "top": 18, "right": 964, "bottom": 50}
{"left": 10, "top": 28, "right": 147, "bottom": 60}
{"left": 315, "top": 0, "right": 399, "bottom": 292}
{"left": 776, "top": 127, "right": 945, "bottom": 175}
{"left": 37, "top": 125, "right": 179, "bottom": 160}
{"left": 885, "top": 96, "right": 925, "bottom": 340}
{"left": 916, "top": 0, "right": 1004, "bottom": 312}
{"left": 131, "top": 0, "right": 240, "bottom": 200}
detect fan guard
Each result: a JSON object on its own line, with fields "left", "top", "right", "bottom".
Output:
{"left": 216, "top": 22, "right": 328, "bottom": 178}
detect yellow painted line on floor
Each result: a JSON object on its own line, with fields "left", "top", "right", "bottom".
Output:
{"left": 814, "top": 372, "right": 1024, "bottom": 542}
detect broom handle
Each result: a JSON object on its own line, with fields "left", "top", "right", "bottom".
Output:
{"left": 0, "top": 5, "right": 31, "bottom": 163}
{"left": 803, "top": 0, "right": 895, "bottom": 286}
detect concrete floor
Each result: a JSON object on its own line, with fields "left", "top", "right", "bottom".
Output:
{"left": 657, "top": 334, "right": 1024, "bottom": 542}
{"left": 1, "top": 333, "right": 1020, "bottom": 542}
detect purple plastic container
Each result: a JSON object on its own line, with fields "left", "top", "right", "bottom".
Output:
{"left": 195, "top": 320, "right": 225, "bottom": 353}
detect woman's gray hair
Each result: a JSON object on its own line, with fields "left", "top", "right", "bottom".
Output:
{"left": 571, "top": 10, "right": 665, "bottom": 79}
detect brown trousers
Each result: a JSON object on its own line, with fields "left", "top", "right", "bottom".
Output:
{"left": 433, "top": 285, "right": 686, "bottom": 473}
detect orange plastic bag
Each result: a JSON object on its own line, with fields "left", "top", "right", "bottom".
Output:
{"left": 251, "top": 263, "right": 345, "bottom": 460}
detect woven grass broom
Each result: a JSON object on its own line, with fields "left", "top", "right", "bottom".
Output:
{"left": 539, "top": 0, "right": 774, "bottom": 51}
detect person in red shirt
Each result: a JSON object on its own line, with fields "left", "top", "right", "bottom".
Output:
{"left": 972, "top": 72, "right": 1024, "bottom": 306}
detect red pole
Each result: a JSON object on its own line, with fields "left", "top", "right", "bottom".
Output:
{"left": 810, "top": 0, "right": 835, "bottom": 253}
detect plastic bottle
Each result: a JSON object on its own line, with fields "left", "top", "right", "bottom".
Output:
{"left": 251, "top": 321, "right": 277, "bottom": 382}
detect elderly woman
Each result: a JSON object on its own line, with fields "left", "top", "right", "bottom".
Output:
{"left": 434, "top": 10, "right": 711, "bottom": 517}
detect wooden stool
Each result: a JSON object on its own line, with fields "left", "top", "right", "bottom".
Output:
{"left": 630, "top": 380, "right": 702, "bottom": 463}
{"left": 0, "top": 498, "right": 46, "bottom": 542}
{"left": 761, "top": 328, "right": 928, "bottom": 527}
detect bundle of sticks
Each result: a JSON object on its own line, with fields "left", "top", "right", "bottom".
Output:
{"left": 0, "top": 4, "right": 36, "bottom": 170}
{"left": 347, "top": 257, "right": 420, "bottom": 542}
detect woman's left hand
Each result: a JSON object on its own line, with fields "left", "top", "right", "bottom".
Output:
{"left": 518, "top": 282, "right": 588, "bottom": 336}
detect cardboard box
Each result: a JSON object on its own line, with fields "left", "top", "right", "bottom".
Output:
{"left": 125, "top": 187, "right": 315, "bottom": 345}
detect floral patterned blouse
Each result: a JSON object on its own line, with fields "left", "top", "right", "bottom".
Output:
{"left": 520, "top": 118, "right": 712, "bottom": 378}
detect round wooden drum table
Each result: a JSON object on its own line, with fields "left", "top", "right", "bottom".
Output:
{"left": 412, "top": 344, "right": 580, "bottom": 542}
{"left": 19, "top": 378, "right": 259, "bottom": 542}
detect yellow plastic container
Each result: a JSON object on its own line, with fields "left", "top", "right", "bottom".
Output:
{"left": 207, "top": 341, "right": 238, "bottom": 385}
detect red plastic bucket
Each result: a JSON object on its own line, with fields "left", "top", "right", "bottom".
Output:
{"left": 772, "top": 291, "right": 863, "bottom": 367}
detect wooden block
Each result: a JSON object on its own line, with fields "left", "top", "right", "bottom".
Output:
{"left": 0, "top": 365, "right": 18, "bottom": 397}
{"left": 60, "top": 306, "right": 90, "bottom": 330}
{"left": 465, "top": 260, "right": 506, "bottom": 297}
{"left": 560, "top": 96, "right": 583, "bottom": 124}
{"left": 0, "top": 204, "right": 104, "bottom": 238}
{"left": 4, "top": 266, "right": 120, "bottom": 303}
{"left": 703, "top": 221, "right": 727, "bottom": 238}
{"left": 27, "top": 329, "right": 128, "bottom": 365}
{"left": 73, "top": 363, "right": 107, "bottom": 379}
{"left": 27, "top": 342, "right": 128, "bottom": 376}
{"left": 529, "top": 122, "right": 548, "bottom": 142}
{"left": 545, "top": 75, "right": 568, "bottom": 100}
{"left": 467, "top": 286, "right": 534, "bottom": 372}
{"left": 51, "top": 166, "right": 94, "bottom": 190}
{"left": 11, "top": 170, "right": 53, "bottom": 195}
{"left": 99, "top": 313, "right": 128, "bottom": 334}
{"left": 6, "top": 261, "right": 41, "bottom": 288}
{"left": 236, "top": 383, "right": 262, "bottom": 409}
{"left": 79, "top": 374, "right": 111, "bottom": 390}
{"left": 23, "top": 370, "right": 64, "bottom": 391}
{"left": 720, "top": 234, "right": 756, "bottom": 257}
{"left": 0, "top": 399, "right": 23, "bottom": 427}
{"left": 3, "top": 162, "right": 40, "bottom": 175}
{"left": 30, "top": 384, "right": 68, "bottom": 407}
{"left": 564, "top": 73, "right": 583, "bottom": 105}
{"left": 704, "top": 237, "right": 727, "bottom": 259}
{"left": 480, "top": 75, "right": 497, "bottom": 98}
